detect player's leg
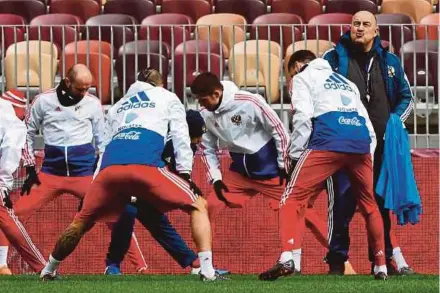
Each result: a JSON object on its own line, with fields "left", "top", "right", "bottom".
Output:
{"left": 304, "top": 208, "right": 328, "bottom": 249}
{"left": 260, "top": 150, "right": 344, "bottom": 281}
{"left": 345, "top": 153, "right": 387, "bottom": 280}
{"left": 0, "top": 206, "right": 46, "bottom": 273}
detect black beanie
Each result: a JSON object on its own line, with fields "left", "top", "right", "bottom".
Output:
{"left": 186, "top": 110, "right": 206, "bottom": 138}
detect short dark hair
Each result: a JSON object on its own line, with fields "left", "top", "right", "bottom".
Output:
{"left": 287, "top": 50, "right": 317, "bottom": 71}
{"left": 190, "top": 72, "right": 223, "bottom": 97}
{"left": 137, "top": 67, "right": 163, "bottom": 86}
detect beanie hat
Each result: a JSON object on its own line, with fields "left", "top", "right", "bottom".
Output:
{"left": 186, "top": 109, "right": 206, "bottom": 138}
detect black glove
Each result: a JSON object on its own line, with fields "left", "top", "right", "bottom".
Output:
{"left": 287, "top": 159, "right": 299, "bottom": 182}
{"left": 279, "top": 168, "right": 288, "bottom": 186}
{"left": 21, "top": 166, "right": 41, "bottom": 196}
{"left": 0, "top": 188, "right": 13, "bottom": 209}
{"left": 213, "top": 180, "right": 229, "bottom": 203}
{"left": 178, "top": 173, "right": 203, "bottom": 197}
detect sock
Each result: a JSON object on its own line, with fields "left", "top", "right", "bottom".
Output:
{"left": 42, "top": 255, "right": 60, "bottom": 275}
{"left": 278, "top": 251, "right": 293, "bottom": 263}
{"left": 0, "top": 246, "right": 8, "bottom": 266}
{"left": 292, "top": 249, "right": 302, "bottom": 271}
{"left": 392, "top": 247, "right": 408, "bottom": 270}
{"left": 374, "top": 264, "right": 387, "bottom": 274}
{"left": 198, "top": 251, "right": 215, "bottom": 278}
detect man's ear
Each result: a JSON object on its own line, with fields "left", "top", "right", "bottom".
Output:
{"left": 64, "top": 77, "right": 71, "bottom": 88}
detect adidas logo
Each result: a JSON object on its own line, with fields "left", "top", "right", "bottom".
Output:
{"left": 117, "top": 91, "right": 156, "bottom": 113}
{"left": 324, "top": 73, "right": 354, "bottom": 92}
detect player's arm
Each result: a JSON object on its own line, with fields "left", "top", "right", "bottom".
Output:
{"left": 0, "top": 116, "right": 27, "bottom": 191}
{"left": 199, "top": 127, "right": 221, "bottom": 183}
{"left": 91, "top": 101, "right": 107, "bottom": 156}
{"left": 288, "top": 75, "right": 314, "bottom": 166}
{"left": 22, "top": 96, "right": 44, "bottom": 167}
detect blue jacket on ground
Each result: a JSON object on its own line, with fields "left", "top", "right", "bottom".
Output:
{"left": 376, "top": 114, "right": 422, "bottom": 225}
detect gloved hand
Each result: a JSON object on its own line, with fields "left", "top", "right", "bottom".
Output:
{"left": 279, "top": 168, "right": 288, "bottom": 186}
{"left": 287, "top": 159, "right": 299, "bottom": 182}
{"left": 178, "top": 173, "right": 203, "bottom": 197}
{"left": 21, "top": 166, "right": 41, "bottom": 196}
{"left": 0, "top": 187, "right": 13, "bottom": 209}
{"left": 213, "top": 180, "right": 229, "bottom": 203}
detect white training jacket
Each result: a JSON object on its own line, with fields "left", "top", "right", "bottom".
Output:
{"left": 0, "top": 99, "right": 27, "bottom": 190}
{"left": 200, "top": 81, "right": 289, "bottom": 183}
{"left": 288, "top": 58, "right": 376, "bottom": 161}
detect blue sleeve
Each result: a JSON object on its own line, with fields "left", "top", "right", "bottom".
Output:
{"left": 391, "top": 56, "right": 414, "bottom": 122}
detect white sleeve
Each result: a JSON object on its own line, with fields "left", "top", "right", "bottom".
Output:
{"left": 23, "top": 96, "right": 44, "bottom": 167}
{"left": 0, "top": 117, "right": 26, "bottom": 190}
{"left": 91, "top": 102, "right": 107, "bottom": 155}
{"left": 168, "top": 96, "right": 193, "bottom": 173}
{"left": 200, "top": 128, "right": 221, "bottom": 183}
{"left": 252, "top": 95, "right": 289, "bottom": 169}
{"left": 288, "top": 76, "right": 314, "bottom": 160}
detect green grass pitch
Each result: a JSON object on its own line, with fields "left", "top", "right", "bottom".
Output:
{"left": 1, "top": 274, "right": 438, "bottom": 293}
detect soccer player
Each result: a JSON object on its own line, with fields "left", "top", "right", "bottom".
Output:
{"left": 190, "top": 72, "right": 328, "bottom": 274}
{"left": 3, "top": 64, "right": 148, "bottom": 273}
{"left": 40, "top": 67, "right": 223, "bottom": 282}
{"left": 0, "top": 90, "right": 47, "bottom": 274}
{"left": 259, "top": 50, "right": 388, "bottom": 281}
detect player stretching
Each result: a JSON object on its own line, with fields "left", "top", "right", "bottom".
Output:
{"left": 40, "top": 68, "right": 224, "bottom": 282}
{"left": 0, "top": 90, "right": 47, "bottom": 274}
{"left": 191, "top": 72, "right": 328, "bottom": 274}
{"left": 259, "top": 51, "right": 388, "bottom": 281}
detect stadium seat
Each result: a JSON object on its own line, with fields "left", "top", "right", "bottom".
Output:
{"left": 0, "top": 0, "right": 46, "bottom": 23}
{"left": 118, "top": 40, "right": 169, "bottom": 61}
{"left": 215, "top": 0, "right": 267, "bottom": 24}
{"left": 50, "top": 0, "right": 103, "bottom": 5}
{"left": 0, "top": 14, "right": 26, "bottom": 30}
{"left": 5, "top": 41, "right": 58, "bottom": 92}
{"left": 173, "top": 52, "right": 224, "bottom": 101}
{"left": 381, "top": 0, "right": 433, "bottom": 23}
{"left": 417, "top": 13, "right": 439, "bottom": 40}
{"left": 307, "top": 13, "right": 352, "bottom": 43}
{"left": 116, "top": 53, "right": 169, "bottom": 95}
{"left": 271, "top": 0, "right": 322, "bottom": 23}
{"left": 29, "top": 14, "right": 84, "bottom": 57}
{"left": 161, "top": 0, "right": 212, "bottom": 23}
{"left": 325, "top": 0, "right": 378, "bottom": 14}
{"left": 376, "top": 13, "right": 414, "bottom": 55}
{"left": 230, "top": 40, "right": 282, "bottom": 58}
{"left": 140, "top": 14, "right": 193, "bottom": 51}
{"left": 85, "top": 14, "right": 137, "bottom": 52}
{"left": 175, "top": 40, "right": 227, "bottom": 60}
{"left": 103, "top": 0, "right": 156, "bottom": 24}
{"left": 50, "top": 0, "right": 101, "bottom": 23}
{"left": 196, "top": 14, "right": 247, "bottom": 57}
{"left": 251, "top": 13, "right": 304, "bottom": 56}
{"left": 64, "top": 40, "right": 113, "bottom": 59}
{"left": 401, "top": 40, "right": 438, "bottom": 99}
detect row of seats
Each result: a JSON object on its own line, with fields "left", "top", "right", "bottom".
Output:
{"left": 0, "top": 0, "right": 437, "bottom": 25}
{"left": 2, "top": 39, "right": 438, "bottom": 105}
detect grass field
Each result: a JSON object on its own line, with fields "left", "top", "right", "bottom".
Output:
{"left": 1, "top": 274, "right": 438, "bottom": 293}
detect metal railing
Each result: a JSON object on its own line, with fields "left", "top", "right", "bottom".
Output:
{"left": 0, "top": 23, "right": 438, "bottom": 148}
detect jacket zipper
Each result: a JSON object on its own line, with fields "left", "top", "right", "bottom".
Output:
{"left": 65, "top": 146, "right": 70, "bottom": 176}
{"left": 243, "top": 154, "right": 250, "bottom": 177}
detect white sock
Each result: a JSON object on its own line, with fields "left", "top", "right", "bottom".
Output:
{"left": 41, "top": 255, "right": 60, "bottom": 276}
{"left": 374, "top": 265, "right": 387, "bottom": 274}
{"left": 0, "top": 246, "right": 8, "bottom": 266}
{"left": 278, "top": 251, "right": 293, "bottom": 263}
{"left": 392, "top": 247, "right": 408, "bottom": 270}
{"left": 198, "top": 251, "right": 215, "bottom": 278}
{"left": 292, "top": 249, "right": 302, "bottom": 271}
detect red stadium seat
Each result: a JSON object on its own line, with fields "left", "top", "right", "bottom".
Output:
{"left": 50, "top": 0, "right": 101, "bottom": 23}
{"left": 271, "top": 0, "right": 322, "bottom": 23}
{"left": 103, "top": 0, "right": 156, "bottom": 23}
{"left": 0, "top": 14, "right": 26, "bottom": 30}
{"left": 118, "top": 40, "right": 170, "bottom": 60}
{"left": 307, "top": 13, "right": 352, "bottom": 43}
{"left": 140, "top": 14, "right": 193, "bottom": 51}
{"left": 0, "top": 27, "right": 24, "bottom": 57}
{"left": 251, "top": 13, "right": 304, "bottom": 55}
{"left": 325, "top": 0, "right": 378, "bottom": 14}
{"left": 0, "top": 0, "right": 46, "bottom": 23}
{"left": 417, "top": 13, "right": 439, "bottom": 40}
{"left": 173, "top": 53, "right": 224, "bottom": 101}
{"left": 161, "top": 0, "right": 212, "bottom": 23}
{"left": 175, "top": 40, "right": 227, "bottom": 60}
{"left": 376, "top": 13, "right": 414, "bottom": 55}
{"left": 85, "top": 14, "right": 137, "bottom": 52}
{"left": 215, "top": 0, "right": 267, "bottom": 24}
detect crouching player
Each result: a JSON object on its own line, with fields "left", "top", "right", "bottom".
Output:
{"left": 40, "top": 68, "right": 225, "bottom": 282}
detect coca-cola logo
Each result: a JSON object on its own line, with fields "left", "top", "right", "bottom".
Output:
{"left": 338, "top": 116, "right": 362, "bottom": 127}
{"left": 114, "top": 131, "right": 141, "bottom": 140}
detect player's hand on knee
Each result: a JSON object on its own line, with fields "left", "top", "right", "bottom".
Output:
{"left": 178, "top": 172, "right": 203, "bottom": 197}
{"left": 21, "top": 166, "right": 41, "bottom": 196}
{"left": 0, "top": 188, "right": 13, "bottom": 209}
{"left": 286, "top": 159, "right": 299, "bottom": 182}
